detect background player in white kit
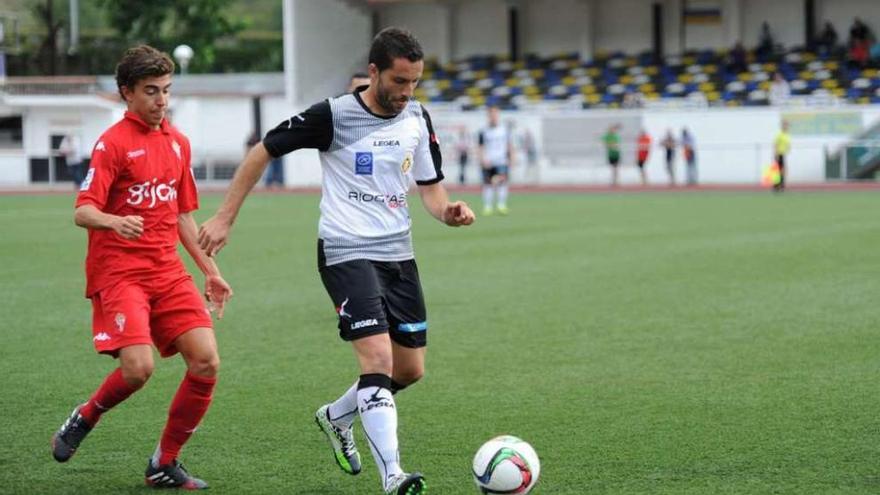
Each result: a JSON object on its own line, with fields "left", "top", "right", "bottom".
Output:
{"left": 478, "top": 105, "right": 514, "bottom": 215}
{"left": 198, "top": 28, "right": 474, "bottom": 495}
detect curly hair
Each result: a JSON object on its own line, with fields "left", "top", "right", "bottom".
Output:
{"left": 115, "top": 45, "right": 175, "bottom": 101}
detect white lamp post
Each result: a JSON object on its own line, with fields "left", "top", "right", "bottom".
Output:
{"left": 173, "top": 44, "right": 194, "bottom": 75}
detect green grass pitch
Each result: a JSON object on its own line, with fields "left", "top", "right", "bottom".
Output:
{"left": 0, "top": 190, "right": 878, "bottom": 494}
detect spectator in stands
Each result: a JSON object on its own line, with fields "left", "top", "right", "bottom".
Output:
{"left": 757, "top": 22, "right": 776, "bottom": 60}
{"left": 602, "top": 124, "right": 622, "bottom": 187}
{"left": 348, "top": 72, "right": 370, "bottom": 93}
{"left": 729, "top": 42, "right": 747, "bottom": 74}
{"left": 660, "top": 130, "right": 676, "bottom": 186}
{"left": 816, "top": 22, "right": 839, "bottom": 55}
{"left": 773, "top": 120, "right": 791, "bottom": 192}
{"left": 59, "top": 133, "right": 86, "bottom": 188}
{"left": 622, "top": 90, "right": 644, "bottom": 109}
{"left": 849, "top": 38, "right": 870, "bottom": 69}
{"left": 848, "top": 18, "right": 875, "bottom": 47}
{"left": 636, "top": 129, "right": 651, "bottom": 186}
{"left": 681, "top": 128, "right": 697, "bottom": 186}
{"left": 871, "top": 41, "right": 880, "bottom": 66}
{"left": 769, "top": 72, "right": 791, "bottom": 106}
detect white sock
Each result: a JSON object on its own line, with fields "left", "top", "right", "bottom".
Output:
{"left": 151, "top": 445, "right": 162, "bottom": 468}
{"left": 482, "top": 185, "right": 494, "bottom": 210}
{"left": 328, "top": 381, "right": 359, "bottom": 428}
{"left": 358, "top": 377, "right": 402, "bottom": 488}
{"left": 497, "top": 183, "right": 509, "bottom": 208}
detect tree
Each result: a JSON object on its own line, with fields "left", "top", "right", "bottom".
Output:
{"left": 32, "top": 0, "right": 63, "bottom": 75}
{"left": 96, "top": 0, "right": 243, "bottom": 72}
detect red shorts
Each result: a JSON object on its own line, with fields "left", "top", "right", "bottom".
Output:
{"left": 91, "top": 273, "right": 212, "bottom": 357}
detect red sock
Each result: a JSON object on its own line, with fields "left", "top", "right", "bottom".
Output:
{"left": 79, "top": 368, "right": 141, "bottom": 426}
{"left": 157, "top": 372, "right": 216, "bottom": 466}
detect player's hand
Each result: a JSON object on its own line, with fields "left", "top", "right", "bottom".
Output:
{"left": 198, "top": 216, "right": 231, "bottom": 257}
{"left": 112, "top": 215, "right": 144, "bottom": 239}
{"left": 204, "top": 274, "right": 233, "bottom": 319}
{"left": 442, "top": 201, "right": 475, "bottom": 227}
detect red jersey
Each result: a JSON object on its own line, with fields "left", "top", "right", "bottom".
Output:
{"left": 637, "top": 133, "right": 652, "bottom": 161}
{"left": 76, "top": 111, "right": 198, "bottom": 297}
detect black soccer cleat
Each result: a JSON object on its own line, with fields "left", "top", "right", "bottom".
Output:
{"left": 145, "top": 459, "right": 209, "bottom": 490}
{"left": 52, "top": 405, "right": 92, "bottom": 462}
{"left": 385, "top": 472, "right": 427, "bottom": 495}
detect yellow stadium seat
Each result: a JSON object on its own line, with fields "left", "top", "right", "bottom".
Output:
{"left": 699, "top": 82, "right": 715, "bottom": 92}
{"left": 562, "top": 76, "right": 576, "bottom": 86}
{"left": 639, "top": 83, "right": 655, "bottom": 93}
{"left": 821, "top": 79, "right": 838, "bottom": 89}
{"left": 581, "top": 85, "right": 596, "bottom": 94}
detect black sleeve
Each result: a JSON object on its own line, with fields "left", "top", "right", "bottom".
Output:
{"left": 262, "top": 100, "right": 333, "bottom": 157}
{"left": 478, "top": 131, "right": 485, "bottom": 146}
{"left": 416, "top": 104, "right": 444, "bottom": 186}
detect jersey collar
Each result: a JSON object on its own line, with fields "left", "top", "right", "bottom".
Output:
{"left": 353, "top": 89, "right": 398, "bottom": 120}
{"left": 124, "top": 111, "right": 170, "bottom": 134}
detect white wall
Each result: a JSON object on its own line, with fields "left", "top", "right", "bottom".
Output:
{"left": 452, "top": 0, "right": 509, "bottom": 59}
{"left": 594, "top": 0, "right": 653, "bottom": 54}
{"left": 521, "top": 0, "right": 591, "bottom": 58}
{"left": 379, "top": 2, "right": 453, "bottom": 64}
{"left": 290, "top": 0, "right": 372, "bottom": 104}
{"left": 742, "top": 0, "right": 805, "bottom": 48}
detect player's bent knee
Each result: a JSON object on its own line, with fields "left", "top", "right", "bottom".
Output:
{"left": 186, "top": 353, "right": 220, "bottom": 377}
{"left": 394, "top": 367, "right": 423, "bottom": 386}
{"left": 120, "top": 361, "right": 153, "bottom": 388}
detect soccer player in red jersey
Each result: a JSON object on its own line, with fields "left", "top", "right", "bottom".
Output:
{"left": 51, "top": 45, "right": 232, "bottom": 490}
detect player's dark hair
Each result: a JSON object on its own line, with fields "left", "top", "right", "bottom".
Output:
{"left": 115, "top": 45, "right": 175, "bottom": 101}
{"left": 369, "top": 27, "right": 423, "bottom": 72}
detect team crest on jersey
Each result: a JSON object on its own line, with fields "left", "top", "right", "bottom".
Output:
{"left": 171, "top": 140, "right": 181, "bottom": 159}
{"left": 355, "top": 152, "right": 373, "bottom": 175}
{"left": 114, "top": 313, "right": 126, "bottom": 333}
{"left": 94, "top": 141, "right": 106, "bottom": 152}
{"left": 401, "top": 152, "right": 413, "bottom": 174}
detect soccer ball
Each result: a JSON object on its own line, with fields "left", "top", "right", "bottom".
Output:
{"left": 472, "top": 435, "right": 540, "bottom": 494}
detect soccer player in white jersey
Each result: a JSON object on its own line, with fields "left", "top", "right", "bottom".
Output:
{"left": 478, "top": 105, "right": 514, "bottom": 215}
{"left": 198, "top": 28, "right": 474, "bottom": 495}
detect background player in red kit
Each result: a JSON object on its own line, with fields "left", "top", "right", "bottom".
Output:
{"left": 51, "top": 45, "right": 232, "bottom": 490}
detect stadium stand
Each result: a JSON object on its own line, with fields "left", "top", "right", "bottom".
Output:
{"left": 415, "top": 47, "right": 880, "bottom": 110}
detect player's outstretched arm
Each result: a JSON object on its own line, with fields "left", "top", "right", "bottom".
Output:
{"left": 180, "top": 212, "right": 233, "bottom": 318}
{"left": 74, "top": 204, "right": 144, "bottom": 239}
{"left": 418, "top": 182, "right": 475, "bottom": 227}
{"left": 198, "top": 142, "right": 273, "bottom": 257}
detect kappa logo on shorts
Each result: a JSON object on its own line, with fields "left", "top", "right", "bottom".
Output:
{"left": 114, "top": 312, "right": 126, "bottom": 333}
{"left": 355, "top": 152, "right": 373, "bottom": 175}
{"left": 93, "top": 332, "right": 111, "bottom": 342}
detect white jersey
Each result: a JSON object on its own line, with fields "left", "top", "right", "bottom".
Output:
{"left": 262, "top": 89, "right": 443, "bottom": 266}
{"left": 478, "top": 124, "right": 511, "bottom": 166}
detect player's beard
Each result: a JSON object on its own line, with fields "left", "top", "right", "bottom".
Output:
{"left": 375, "top": 80, "right": 409, "bottom": 115}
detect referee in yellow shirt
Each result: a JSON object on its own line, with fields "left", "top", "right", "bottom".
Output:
{"left": 774, "top": 121, "right": 791, "bottom": 192}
